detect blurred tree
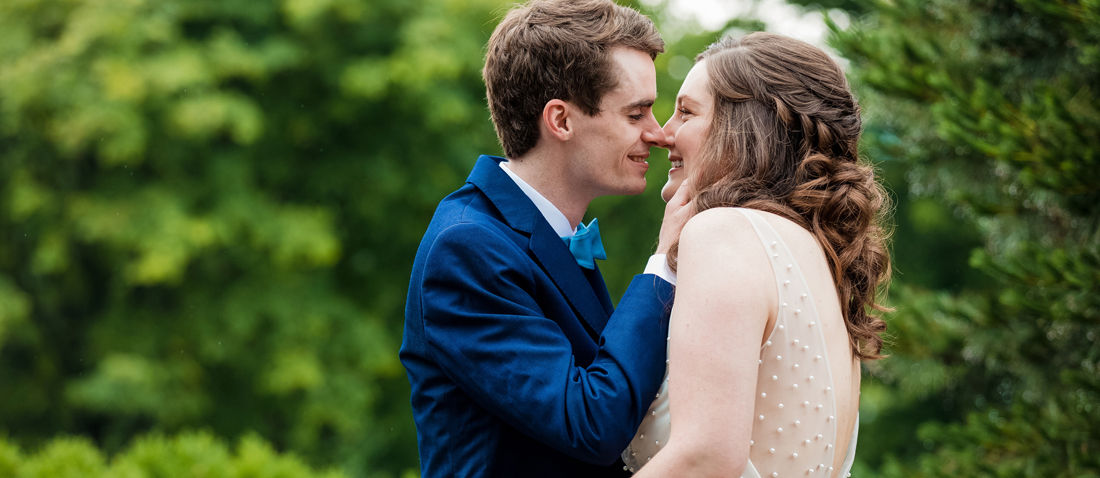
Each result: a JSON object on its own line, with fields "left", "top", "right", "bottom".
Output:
{"left": 0, "top": 0, "right": 507, "bottom": 476}
{"left": 784, "top": 0, "right": 868, "bottom": 15}
{"left": 823, "top": 0, "right": 1100, "bottom": 475}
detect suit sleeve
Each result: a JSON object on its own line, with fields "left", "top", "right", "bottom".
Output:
{"left": 418, "top": 222, "right": 674, "bottom": 465}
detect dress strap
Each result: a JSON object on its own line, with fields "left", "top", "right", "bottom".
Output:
{"left": 735, "top": 208, "right": 791, "bottom": 345}
{"left": 734, "top": 208, "right": 787, "bottom": 303}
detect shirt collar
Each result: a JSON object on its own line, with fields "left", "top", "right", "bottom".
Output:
{"left": 499, "top": 161, "right": 576, "bottom": 237}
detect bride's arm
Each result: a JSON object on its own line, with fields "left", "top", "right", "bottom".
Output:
{"left": 634, "top": 209, "right": 775, "bottom": 478}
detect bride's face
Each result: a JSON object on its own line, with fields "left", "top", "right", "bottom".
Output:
{"left": 660, "top": 59, "right": 713, "bottom": 202}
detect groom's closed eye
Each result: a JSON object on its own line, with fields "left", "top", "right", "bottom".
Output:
{"left": 623, "top": 99, "right": 655, "bottom": 121}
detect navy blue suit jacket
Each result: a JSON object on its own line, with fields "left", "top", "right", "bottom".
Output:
{"left": 401, "top": 155, "right": 675, "bottom": 477}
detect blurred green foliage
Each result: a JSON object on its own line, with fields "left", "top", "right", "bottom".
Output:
{"left": 0, "top": 0, "right": 508, "bottom": 475}
{"left": 0, "top": 0, "right": 728, "bottom": 475}
{"left": 1, "top": 0, "right": 1096, "bottom": 476}
{"left": 0, "top": 431, "right": 346, "bottom": 478}
{"left": 828, "top": 0, "right": 1100, "bottom": 475}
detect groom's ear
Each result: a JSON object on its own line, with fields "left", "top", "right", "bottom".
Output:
{"left": 542, "top": 99, "right": 574, "bottom": 142}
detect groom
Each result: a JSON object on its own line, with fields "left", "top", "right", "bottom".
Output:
{"left": 401, "top": 1, "right": 687, "bottom": 476}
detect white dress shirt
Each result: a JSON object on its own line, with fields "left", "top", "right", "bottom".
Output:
{"left": 499, "top": 161, "right": 676, "bottom": 285}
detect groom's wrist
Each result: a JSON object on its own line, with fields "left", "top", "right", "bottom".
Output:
{"left": 643, "top": 254, "right": 677, "bottom": 286}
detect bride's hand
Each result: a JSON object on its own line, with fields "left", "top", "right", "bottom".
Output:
{"left": 656, "top": 178, "right": 694, "bottom": 255}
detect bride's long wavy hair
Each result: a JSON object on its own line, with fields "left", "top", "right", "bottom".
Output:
{"left": 669, "top": 33, "right": 892, "bottom": 361}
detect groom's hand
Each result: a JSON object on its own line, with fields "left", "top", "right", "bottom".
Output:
{"left": 656, "top": 178, "right": 694, "bottom": 255}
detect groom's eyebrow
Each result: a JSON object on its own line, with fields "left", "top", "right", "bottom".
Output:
{"left": 621, "top": 99, "right": 655, "bottom": 113}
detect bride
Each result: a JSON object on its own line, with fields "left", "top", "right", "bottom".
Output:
{"left": 623, "top": 33, "right": 891, "bottom": 477}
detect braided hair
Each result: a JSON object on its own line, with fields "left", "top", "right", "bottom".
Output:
{"left": 668, "top": 33, "right": 892, "bottom": 361}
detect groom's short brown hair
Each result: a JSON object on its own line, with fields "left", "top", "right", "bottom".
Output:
{"left": 483, "top": 0, "right": 664, "bottom": 158}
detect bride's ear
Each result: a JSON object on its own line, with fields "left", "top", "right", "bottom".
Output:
{"left": 542, "top": 99, "right": 573, "bottom": 141}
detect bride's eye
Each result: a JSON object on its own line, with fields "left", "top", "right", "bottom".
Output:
{"left": 678, "top": 107, "right": 692, "bottom": 117}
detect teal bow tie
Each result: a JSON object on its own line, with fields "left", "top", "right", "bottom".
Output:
{"left": 561, "top": 218, "right": 606, "bottom": 270}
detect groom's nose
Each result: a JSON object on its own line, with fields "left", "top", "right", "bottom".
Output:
{"left": 641, "top": 112, "right": 671, "bottom": 148}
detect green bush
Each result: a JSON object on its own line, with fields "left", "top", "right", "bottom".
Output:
{"left": 0, "top": 432, "right": 346, "bottom": 478}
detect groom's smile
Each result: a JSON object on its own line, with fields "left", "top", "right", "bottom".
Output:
{"left": 566, "top": 47, "right": 668, "bottom": 200}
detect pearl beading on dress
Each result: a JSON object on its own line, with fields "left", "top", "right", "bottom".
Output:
{"left": 744, "top": 209, "right": 841, "bottom": 478}
{"left": 621, "top": 300, "right": 674, "bottom": 471}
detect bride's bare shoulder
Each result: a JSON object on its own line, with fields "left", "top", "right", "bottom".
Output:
{"left": 676, "top": 208, "right": 776, "bottom": 324}
{"left": 682, "top": 206, "right": 749, "bottom": 229}
{"left": 678, "top": 207, "right": 766, "bottom": 261}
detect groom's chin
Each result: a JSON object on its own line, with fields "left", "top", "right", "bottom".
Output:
{"left": 617, "top": 178, "right": 648, "bottom": 197}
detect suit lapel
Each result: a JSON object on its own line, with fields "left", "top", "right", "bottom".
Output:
{"left": 585, "top": 265, "right": 615, "bottom": 318}
{"left": 529, "top": 220, "right": 610, "bottom": 335}
{"left": 467, "top": 155, "right": 611, "bottom": 336}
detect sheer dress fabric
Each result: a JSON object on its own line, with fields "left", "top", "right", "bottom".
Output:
{"left": 622, "top": 208, "right": 858, "bottom": 478}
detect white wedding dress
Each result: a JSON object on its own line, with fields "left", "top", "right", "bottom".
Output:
{"left": 623, "top": 208, "right": 858, "bottom": 477}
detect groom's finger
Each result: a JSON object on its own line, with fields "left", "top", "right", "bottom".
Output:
{"left": 668, "top": 177, "right": 694, "bottom": 209}
{"left": 656, "top": 177, "right": 696, "bottom": 254}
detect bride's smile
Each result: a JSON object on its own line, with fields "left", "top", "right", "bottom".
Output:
{"left": 660, "top": 59, "right": 713, "bottom": 202}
